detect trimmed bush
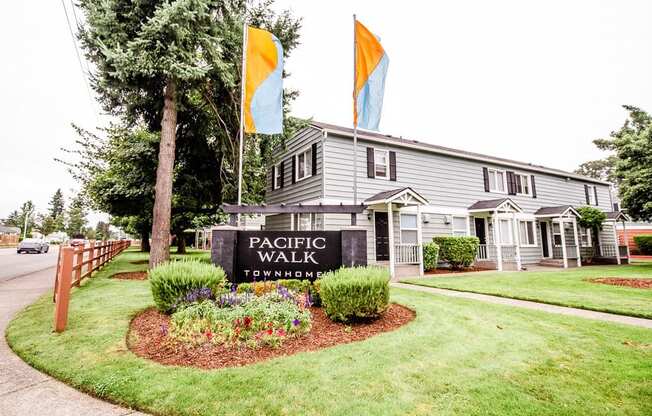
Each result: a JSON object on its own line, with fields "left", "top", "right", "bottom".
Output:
{"left": 319, "top": 266, "right": 390, "bottom": 322}
{"left": 634, "top": 235, "right": 652, "bottom": 255}
{"left": 422, "top": 242, "right": 440, "bottom": 271}
{"left": 433, "top": 236, "right": 479, "bottom": 269}
{"left": 149, "top": 260, "right": 226, "bottom": 313}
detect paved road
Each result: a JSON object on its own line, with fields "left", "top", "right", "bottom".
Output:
{"left": 0, "top": 250, "right": 146, "bottom": 415}
{"left": 0, "top": 246, "right": 60, "bottom": 283}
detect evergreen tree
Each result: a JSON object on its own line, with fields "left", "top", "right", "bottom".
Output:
{"left": 66, "top": 194, "right": 88, "bottom": 237}
{"left": 5, "top": 201, "right": 36, "bottom": 238}
{"left": 48, "top": 188, "right": 66, "bottom": 231}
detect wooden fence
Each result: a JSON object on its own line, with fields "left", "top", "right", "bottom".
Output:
{"left": 53, "top": 240, "right": 130, "bottom": 332}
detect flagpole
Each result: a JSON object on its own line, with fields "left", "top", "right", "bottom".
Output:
{"left": 237, "top": 22, "right": 248, "bottom": 226}
{"left": 352, "top": 13, "right": 358, "bottom": 226}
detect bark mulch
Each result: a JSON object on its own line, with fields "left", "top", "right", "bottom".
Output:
{"left": 588, "top": 278, "right": 652, "bottom": 289}
{"left": 127, "top": 304, "right": 415, "bottom": 370}
{"left": 111, "top": 271, "right": 148, "bottom": 280}
{"left": 425, "top": 266, "right": 494, "bottom": 275}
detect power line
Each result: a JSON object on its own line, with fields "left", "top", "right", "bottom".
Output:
{"left": 60, "top": 0, "right": 98, "bottom": 121}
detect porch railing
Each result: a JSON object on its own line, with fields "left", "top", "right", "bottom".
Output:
{"left": 395, "top": 244, "right": 420, "bottom": 264}
{"left": 552, "top": 245, "right": 578, "bottom": 259}
{"left": 500, "top": 245, "right": 517, "bottom": 261}
{"left": 477, "top": 244, "right": 488, "bottom": 260}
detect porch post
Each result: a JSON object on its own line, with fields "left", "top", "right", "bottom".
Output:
{"left": 559, "top": 216, "right": 568, "bottom": 268}
{"left": 511, "top": 213, "right": 521, "bottom": 271}
{"left": 612, "top": 223, "right": 621, "bottom": 265}
{"left": 387, "top": 202, "right": 396, "bottom": 279}
{"left": 493, "top": 211, "right": 503, "bottom": 272}
{"left": 572, "top": 217, "right": 582, "bottom": 267}
{"left": 417, "top": 204, "right": 424, "bottom": 276}
{"left": 622, "top": 220, "right": 630, "bottom": 258}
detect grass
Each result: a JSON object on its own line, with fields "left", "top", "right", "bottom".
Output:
{"left": 5, "top": 249, "right": 652, "bottom": 415}
{"left": 402, "top": 262, "right": 652, "bottom": 319}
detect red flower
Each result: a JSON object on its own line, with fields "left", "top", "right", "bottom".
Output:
{"left": 205, "top": 329, "right": 213, "bottom": 340}
{"left": 266, "top": 328, "right": 273, "bottom": 335}
{"left": 277, "top": 328, "right": 286, "bottom": 337}
{"left": 244, "top": 316, "right": 252, "bottom": 328}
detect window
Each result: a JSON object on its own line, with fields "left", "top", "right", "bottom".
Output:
{"left": 400, "top": 214, "right": 418, "bottom": 244}
{"left": 292, "top": 213, "right": 323, "bottom": 231}
{"left": 552, "top": 223, "right": 562, "bottom": 246}
{"left": 374, "top": 149, "right": 389, "bottom": 179}
{"left": 515, "top": 174, "right": 530, "bottom": 195}
{"left": 518, "top": 220, "right": 537, "bottom": 246}
{"left": 487, "top": 168, "right": 506, "bottom": 193}
{"left": 496, "top": 219, "right": 513, "bottom": 244}
{"left": 579, "top": 227, "right": 592, "bottom": 247}
{"left": 296, "top": 147, "right": 312, "bottom": 181}
{"left": 452, "top": 216, "right": 468, "bottom": 236}
{"left": 273, "top": 163, "right": 282, "bottom": 190}
{"left": 586, "top": 184, "right": 597, "bottom": 205}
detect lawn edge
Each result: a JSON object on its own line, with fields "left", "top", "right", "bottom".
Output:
{"left": 399, "top": 280, "right": 652, "bottom": 320}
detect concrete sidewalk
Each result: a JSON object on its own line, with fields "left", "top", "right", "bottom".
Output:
{"left": 0, "top": 267, "right": 147, "bottom": 416}
{"left": 393, "top": 282, "right": 652, "bottom": 329}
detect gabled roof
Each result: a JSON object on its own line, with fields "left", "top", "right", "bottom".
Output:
{"left": 468, "top": 198, "right": 523, "bottom": 213}
{"left": 534, "top": 205, "right": 581, "bottom": 218}
{"left": 310, "top": 121, "right": 611, "bottom": 186}
{"left": 364, "top": 187, "right": 428, "bottom": 205}
{"left": 605, "top": 211, "right": 630, "bottom": 222}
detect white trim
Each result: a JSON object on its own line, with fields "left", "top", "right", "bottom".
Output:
{"left": 518, "top": 220, "right": 538, "bottom": 247}
{"left": 496, "top": 218, "right": 513, "bottom": 245}
{"left": 315, "top": 126, "right": 612, "bottom": 186}
{"left": 273, "top": 162, "right": 282, "bottom": 190}
{"left": 373, "top": 148, "right": 390, "bottom": 180}
{"left": 294, "top": 146, "right": 313, "bottom": 182}
{"left": 487, "top": 167, "right": 507, "bottom": 194}
{"left": 399, "top": 213, "right": 418, "bottom": 244}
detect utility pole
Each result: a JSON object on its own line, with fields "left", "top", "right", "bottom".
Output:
{"left": 22, "top": 207, "right": 33, "bottom": 240}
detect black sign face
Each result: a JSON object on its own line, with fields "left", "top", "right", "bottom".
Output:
{"left": 235, "top": 231, "right": 341, "bottom": 282}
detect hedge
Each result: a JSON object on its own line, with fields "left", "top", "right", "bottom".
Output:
{"left": 432, "top": 236, "right": 480, "bottom": 269}
{"left": 634, "top": 235, "right": 652, "bottom": 255}
{"left": 422, "top": 242, "right": 440, "bottom": 271}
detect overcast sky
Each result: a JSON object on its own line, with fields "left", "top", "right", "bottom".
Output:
{"left": 1, "top": 0, "right": 651, "bottom": 222}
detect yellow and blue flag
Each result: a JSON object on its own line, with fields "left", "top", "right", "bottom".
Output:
{"left": 244, "top": 26, "right": 284, "bottom": 134}
{"left": 354, "top": 20, "right": 389, "bottom": 131}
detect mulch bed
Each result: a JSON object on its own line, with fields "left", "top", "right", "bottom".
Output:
{"left": 425, "top": 266, "right": 494, "bottom": 275}
{"left": 588, "top": 278, "right": 652, "bottom": 289}
{"left": 127, "top": 304, "right": 415, "bottom": 370}
{"left": 111, "top": 271, "right": 148, "bottom": 280}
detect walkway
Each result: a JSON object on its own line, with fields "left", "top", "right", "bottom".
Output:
{"left": 0, "top": 267, "right": 147, "bottom": 416}
{"left": 392, "top": 282, "right": 652, "bottom": 329}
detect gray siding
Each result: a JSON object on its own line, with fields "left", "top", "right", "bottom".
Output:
{"left": 265, "top": 214, "right": 291, "bottom": 231}
{"left": 323, "top": 134, "right": 613, "bottom": 213}
{"left": 266, "top": 127, "right": 323, "bottom": 205}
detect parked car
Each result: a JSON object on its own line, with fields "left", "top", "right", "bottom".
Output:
{"left": 69, "top": 238, "right": 88, "bottom": 247}
{"left": 17, "top": 238, "right": 49, "bottom": 254}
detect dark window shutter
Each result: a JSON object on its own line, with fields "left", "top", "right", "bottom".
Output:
{"left": 389, "top": 151, "right": 397, "bottom": 181}
{"left": 584, "top": 184, "right": 590, "bottom": 204}
{"left": 593, "top": 186, "right": 599, "bottom": 206}
{"left": 506, "top": 171, "right": 516, "bottom": 195}
{"left": 530, "top": 175, "right": 537, "bottom": 198}
{"left": 613, "top": 202, "right": 619, "bottom": 211}
{"left": 279, "top": 161, "right": 285, "bottom": 188}
{"left": 292, "top": 155, "right": 296, "bottom": 184}
{"left": 367, "top": 147, "right": 375, "bottom": 178}
{"left": 482, "top": 167, "right": 490, "bottom": 192}
{"left": 271, "top": 165, "right": 276, "bottom": 189}
{"left": 515, "top": 174, "right": 523, "bottom": 194}
{"left": 311, "top": 143, "right": 317, "bottom": 176}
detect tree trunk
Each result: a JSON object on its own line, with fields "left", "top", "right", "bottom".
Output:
{"left": 140, "top": 229, "right": 150, "bottom": 252}
{"left": 176, "top": 234, "right": 186, "bottom": 254}
{"left": 149, "top": 78, "right": 178, "bottom": 269}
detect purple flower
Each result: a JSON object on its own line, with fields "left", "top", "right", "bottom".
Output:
{"left": 292, "top": 318, "right": 300, "bottom": 327}
{"left": 160, "top": 324, "right": 168, "bottom": 336}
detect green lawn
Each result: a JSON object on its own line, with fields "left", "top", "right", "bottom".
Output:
{"left": 6, "top": 249, "right": 652, "bottom": 416}
{"left": 402, "top": 263, "right": 652, "bottom": 319}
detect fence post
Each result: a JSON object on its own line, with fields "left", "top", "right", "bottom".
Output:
{"left": 54, "top": 247, "right": 74, "bottom": 332}
{"left": 73, "top": 245, "right": 83, "bottom": 286}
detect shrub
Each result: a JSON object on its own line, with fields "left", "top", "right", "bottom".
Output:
{"left": 319, "top": 266, "right": 390, "bottom": 322}
{"left": 634, "top": 235, "right": 652, "bottom": 255}
{"left": 433, "top": 236, "right": 479, "bottom": 269}
{"left": 149, "top": 260, "right": 226, "bottom": 313}
{"left": 422, "top": 242, "right": 440, "bottom": 271}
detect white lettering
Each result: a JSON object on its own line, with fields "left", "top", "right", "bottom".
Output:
{"left": 257, "top": 251, "right": 275, "bottom": 262}
{"left": 312, "top": 237, "right": 326, "bottom": 249}
{"left": 259, "top": 237, "right": 273, "bottom": 249}
{"left": 304, "top": 251, "right": 318, "bottom": 264}
{"left": 276, "top": 251, "right": 288, "bottom": 262}
{"left": 273, "top": 237, "right": 287, "bottom": 249}
{"left": 248, "top": 237, "right": 260, "bottom": 248}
